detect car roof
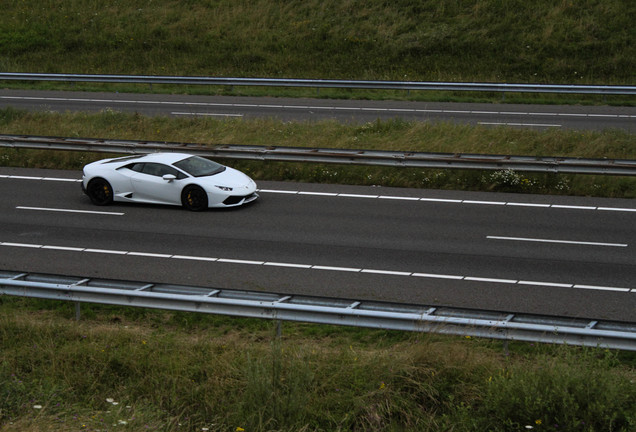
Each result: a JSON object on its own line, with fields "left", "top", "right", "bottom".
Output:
{"left": 131, "top": 152, "right": 194, "bottom": 165}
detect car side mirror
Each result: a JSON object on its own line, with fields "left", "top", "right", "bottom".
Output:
{"left": 162, "top": 174, "right": 176, "bottom": 182}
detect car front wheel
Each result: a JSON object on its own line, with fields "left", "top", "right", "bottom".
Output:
{"left": 181, "top": 185, "right": 208, "bottom": 211}
{"left": 87, "top": 178, "right": 113, "bottom": 206}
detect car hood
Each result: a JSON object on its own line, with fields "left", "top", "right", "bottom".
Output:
{"left": 197, "top": 167, "right": 256, "bottom": 191}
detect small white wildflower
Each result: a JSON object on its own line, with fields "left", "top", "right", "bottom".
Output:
{"left": 118, "top": 420, "right": 128, "bottom": 425}
{"left": 106, "top": 398, "right": 115, "bottom": 403}
{"left": 33, "top": 405, "right": 42, "bottom": 409}
{"left": 112, "top": 402, "right": 119, "bottom": 406}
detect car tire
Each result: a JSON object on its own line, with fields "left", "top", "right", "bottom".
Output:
{"left": 87, "top": 178, "right": 114, "bottom": 206}
{"left": 181, "top": 185, "right": 208, "bottom": 211}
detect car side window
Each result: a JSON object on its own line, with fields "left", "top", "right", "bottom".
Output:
{"left": 126, "top": 163, "right": 144, "bottom": 173}
{"left": 141, "top": 163, "right": 163, "bottom": 177}
{"left": 121, "top": 162, "right": 186, "bottom": 179}
{"left": 144, "top": 163, "right": 187, "bottom": 179}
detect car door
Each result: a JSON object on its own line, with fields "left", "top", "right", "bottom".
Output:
{"left": 129, "top": 163, "right": 185, "bottom": 205}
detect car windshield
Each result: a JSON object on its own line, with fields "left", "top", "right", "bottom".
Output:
{"left": 173, "top": 156, "right": 226, "bottom": 177}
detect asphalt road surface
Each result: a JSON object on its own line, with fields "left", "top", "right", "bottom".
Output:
{"left": 1, "top": 167, "right": 635, "bottom": 323}
{"left": 1, "top": 89, "right": 635, "bottom": 132}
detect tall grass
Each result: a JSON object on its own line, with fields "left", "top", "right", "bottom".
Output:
{"left": 0, "top": 0, "right": 633, "bottom": 84}
{"left": 1, "top": 298, "right": 635, "bottom": 431}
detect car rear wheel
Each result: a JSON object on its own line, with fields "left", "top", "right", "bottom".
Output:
{"left": 87, "top": 178, "right": 113, "bottom": 206}
{"left": 181, "top": 185, "right": 208, "bottom": 211}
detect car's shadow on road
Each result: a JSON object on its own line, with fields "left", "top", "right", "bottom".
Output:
{"left": 79, "top": 195, "right": 260, "bottom": 213}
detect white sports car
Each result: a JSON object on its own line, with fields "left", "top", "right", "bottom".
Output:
{"left": 82, "top": 153, "right": 258, "bottom": 211}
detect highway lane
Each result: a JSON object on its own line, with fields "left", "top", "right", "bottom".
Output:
{"left": 1, "top": 167, "right": 635, "bottom": 322}
{"left": 1, "top": 89, "right": 635, "bottom": 132}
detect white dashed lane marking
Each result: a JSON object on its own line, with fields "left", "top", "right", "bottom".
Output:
{"left": 1, "top": 241, "right": 634, "bottom": 294}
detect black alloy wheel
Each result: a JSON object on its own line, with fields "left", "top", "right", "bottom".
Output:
{"left": 87, "top": 178, "right": 113, "bottom": 206}
{"left": 181, "top": 185, "right": 208, "bottom": 211}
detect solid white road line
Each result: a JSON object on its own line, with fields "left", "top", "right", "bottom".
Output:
{"left": 217, "top": 258, "right": 264, "bottom": 265}
{"left": 598, "top": 207, "right": 636, "bottom": 213}
{"left": 259, "top": 189, "right": 636, "bottom": 213}
{"left": 0, "top": 175, "right": 81, "bottom": 182}
{"left": 41, "top": 245, "right": 85, "bottom": 252}
{"left": 312, "top": 265, "right": 361, "bottom": 272}
{"left": 487, "top": 236, "right": 628, "bottom": 248}
{"left": 83, "top": 248, "right": 128, "bottom": 255}
{"left": 171, "top": 255, "right": 218, "bottom": 262}
{"left": 1, "top": 242, "right": 42, "bottom": 248}
{"left": 462, "top": 200, "right": 506, "bottom": 205}
{"left": 17, "top": 206, "right": 125, "bottom": 216}
{"left": 573, "top": 284, "right": 631, "bottom": 292}
{"left": 1, "top": 241, "right": 634, "bottom": 294}
{"left": 464, "top": 276, "right": 517, "bottom": 284}
{"left": 263, "top": 261, "right": 312, "bottom": 269}
{"left": 338, "top": 193, "right": 378, "bottom": 199}
{"left": 412, "top": 273, "right": 464, "bottom": 280}
{"left": 506, "top": 202, "right": 551, "bottom": 208}
{"left": 478, "top": 122, "right": 562, "bottom": 128}
{"left": 171, "top": 112, "right": 243, "bottom": 117}
{"left": 361, "top": 269, "right": 412, "bottom": 276}
{"left": 127, "top": 251, "right": 173, "bottom": 258}
{"left": 517, "top": 280, "right": 573, "bottom": 288}
{"left": 552, "top": 204, "right": 597, "bottom": 210}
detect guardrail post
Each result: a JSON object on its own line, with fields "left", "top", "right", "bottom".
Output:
{"left": 275, "top": 320, "right": 282, "bottom": 339}
{"left": 75, "top": 302, "right": 81, "bottom": 321}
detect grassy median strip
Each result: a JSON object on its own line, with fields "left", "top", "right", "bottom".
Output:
{"left": 1, "top": 108, "right": 636, "bottom": 198}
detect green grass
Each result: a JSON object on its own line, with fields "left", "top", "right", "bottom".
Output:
{"left": 1, "top": 0, "right": 634, "bottom": 85}
{"left": 1, "top": 297, "right": 635, "bottom": 432}
{"left": 2, "top": 108, "right": 636, "bottom": 198}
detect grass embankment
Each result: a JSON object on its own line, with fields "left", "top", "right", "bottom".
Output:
{"left": 1, "top": 108, "right": 636, "bottom": 198}
{"left": 1, "top": 298, "right": 635, "bottom": 432}
{"left": 1, "top": 0, "right": 634, "bottom": 86}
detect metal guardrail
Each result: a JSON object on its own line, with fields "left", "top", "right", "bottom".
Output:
{"left": 1, "top": 72, "right": 635, "bottom": 95}
{"left": 1, "top": 270, "right": 635, "bottom": 350}
{"left": 2, "top": 134, "right": 636, "bottom": 176}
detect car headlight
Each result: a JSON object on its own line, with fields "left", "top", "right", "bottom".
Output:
{"left": 215, "top": 185, "right": 233, "bottom": 192}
